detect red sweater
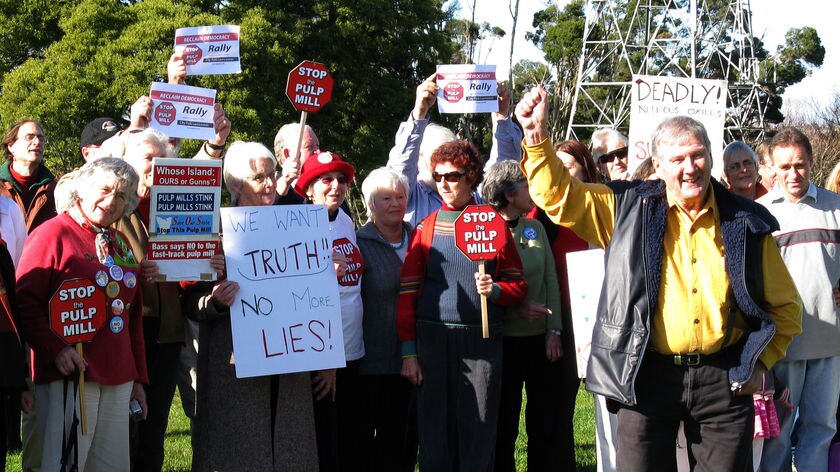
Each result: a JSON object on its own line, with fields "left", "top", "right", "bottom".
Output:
{"left": 397, "top": 205, "right": 527, "bottom": 351}
{"left": 17, "top": 213, "right": 148, "bottom": 385}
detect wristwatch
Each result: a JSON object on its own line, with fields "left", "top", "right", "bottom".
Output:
{"left": 548, "top": 328, "right": 562, "bottom": 336}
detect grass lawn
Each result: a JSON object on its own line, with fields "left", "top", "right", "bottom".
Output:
{"left": 6, "top": 384, "right": 597, "bottom": 471}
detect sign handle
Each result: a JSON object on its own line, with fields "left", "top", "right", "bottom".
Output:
{"left": 293, "top": 111, "right": 309, "bottom": 165}
{"left": 76, "top": 343, "right": 87, "bottom": 435}
{"left": 479, "top": 261, "right": 489, "bottom": 339}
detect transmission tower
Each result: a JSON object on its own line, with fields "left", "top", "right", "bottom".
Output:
{"left": 566, "top": 0, "right": 769, "bottom": 145}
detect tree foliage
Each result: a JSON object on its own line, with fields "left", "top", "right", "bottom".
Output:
{"left": 0, "top": 0, "right": 455, "bottom": 175}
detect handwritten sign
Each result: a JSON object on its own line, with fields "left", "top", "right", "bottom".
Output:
{"left": 148, "top": 158, "right": 222, "bottom": 281}
{"left": 174, "top": 25, "right": 241, "bottom": 75}
{"left": 149, "top": 82, "right": 217, "bottom": 140}
{"left": 454, "top": 204, "right": 507, "bottom": 261}
{"left": 566, "top": 249, "right": 604, "bottom": 378}
{"left": 221, "top": 205, "right": 346, "bottom": 378}
{"left": 629, "top": 75, "right": 727, "bottom": 177}
{"left": 49, "top": 279, "right": 106, "bottom": 344}
{"left": 286, "top": 61, "right": 333, "bottom": 113}
{"left": 436, "top": 64, "right": 498, "bottom": 114}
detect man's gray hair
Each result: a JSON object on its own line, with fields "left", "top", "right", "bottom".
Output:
{"left": 481, "top": 160, "right": 526, "bottom": 211}
{"left": 591, "top": 128, "right": 628, "bottom": 160}
{"left": 223, "top": 141, "right": 277, "bottom": 205}
{"left": 650, "top": 116, "right": 711, "bottom": 162}
{"left": 360, "top": 167, "right": 410, "bottom": 220}
{"left": 55, "top": 157, "right": 139, "bottom": 215}
{"left": 273, "top": 123, "right": 319, "bottom": 164}
{"left": 417, "top": 123, "right": 457, "bottom": 186}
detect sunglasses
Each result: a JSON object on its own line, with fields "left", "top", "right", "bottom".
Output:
{"left": 598, "top": 146, "right": 628, "bottom": 164}
{"left": 432, "top": 171, "right": 466, "bottom": 183}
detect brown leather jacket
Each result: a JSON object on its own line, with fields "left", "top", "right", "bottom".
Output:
{"left": 0, "top": 161, "right": 57, "bottom": 232}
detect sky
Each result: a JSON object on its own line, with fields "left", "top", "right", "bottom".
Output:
{"left": 459, "top": 0, "right": 838, "bottom": 111}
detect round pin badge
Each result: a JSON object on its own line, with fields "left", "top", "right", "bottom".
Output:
{"left": 102, "top": 255, "right": 114, "bottom": 268}
{"left": 106, "top": 281, "right": 120, "bottom": 298}
{"left": 110, "top": 316, "right": 124, "bottom": 334}
{"left": 109, "top": 265, "right": 124, "bottom": 282}
{"left": 523, "top": 227, "right": 538, "bottom": 240}
{"left": 123, "top": 272, "right": 137, "bottom": 289}
{"left": 95, "top": 270, "right": 109, "bottom": 287}
{"left": 111, "top": 298, "right": 125, "bottom": 315}
{"left": 317, "top": 152, "right": 334, "bottom": 164}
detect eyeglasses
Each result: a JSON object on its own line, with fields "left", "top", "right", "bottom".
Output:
{"left": 248, "top": 171, "right": 281, "bottom": 184}
{"left": 725, "top": 159, "right": 757, "bottom": 173}
{"left": 598, "top": 147, "right": 628, "bottom": 164}
{"left": 432, "top": 171, "right": 466, "bottom": 183}
{"left": 19, "top": 133, "right": 47, "bottom": 145}
{"left": 318, "top": 175, "right": 349, "bottom": 185}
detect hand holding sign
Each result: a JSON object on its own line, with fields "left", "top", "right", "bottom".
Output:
{"left": 413, "top": 73, "right": 438, "bottom": 120}
{"left": 50, "top": 278, "right": 107, "bottom": 435}
{"left": 454, "top": 204, "right": 508, "bottom": 338}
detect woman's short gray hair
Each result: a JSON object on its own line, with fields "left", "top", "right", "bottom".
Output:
{"left": 55, "top": 157, "right": 139, "bottom": 216}
{"left": 723, "top": 141, "right": 757, "bottom": 164}
{"left": 223, "top": 141, "right": 277, "bottom": 205}
{"left": 481, "top": 160, "right": 526, "bottom": 211}
{"left": 361, "top": 167, "right": 409, "bottom": 220}
{"left": 123, "top": 128, "right": 174, "bottom": 160}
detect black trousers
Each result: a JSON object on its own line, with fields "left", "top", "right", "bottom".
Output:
{"left": 357, "top": 374, "right": 417, "bottom": 472}
{"left": 131, "top": 318, "right": 182, "bottom": 472}
{"left": 494, "top": 334, "right": 565, "bottom": 472}
{"left": 616, "top": 351, "right": 754, "bottom": 472}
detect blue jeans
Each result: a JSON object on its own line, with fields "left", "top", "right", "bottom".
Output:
{"left": 759, "top": 356, "right": 840, "bottom": 472}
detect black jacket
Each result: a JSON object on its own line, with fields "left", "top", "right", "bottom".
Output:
{"left": 585, "top": 178, "right": 780, "bottom": 406}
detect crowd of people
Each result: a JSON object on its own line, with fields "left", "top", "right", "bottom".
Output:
{"left": 0, "top": 54, "right": 838, "bottom": 472}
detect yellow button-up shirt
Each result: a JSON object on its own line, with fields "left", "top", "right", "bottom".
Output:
{"left": 521, "top": 138, "right": 801, "bottom": 369}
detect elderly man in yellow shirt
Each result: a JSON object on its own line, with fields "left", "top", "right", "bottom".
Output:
{"left": 515, "top": 85, "right": 802, "bottom": 471}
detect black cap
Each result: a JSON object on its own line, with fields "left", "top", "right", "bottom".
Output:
{"left": 81, "top": 117, "right": 123, "bottom": 148}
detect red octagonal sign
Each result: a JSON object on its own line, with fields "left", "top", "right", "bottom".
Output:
{"left": 286, "top": 60, "right": 334, "bottom": 113}
{"left": 49, "top": 278, "right": 107, "bottom": 344}
{"left": 454, "top": 204, "right": 507, "bottom": 261}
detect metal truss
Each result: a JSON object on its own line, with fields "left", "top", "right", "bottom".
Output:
{"left": 567, "top": 0, "right": 769, "bottom": 144}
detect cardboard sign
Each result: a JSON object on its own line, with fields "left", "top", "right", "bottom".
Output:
{"left": 454, "top": 204, "right": 507, "bottom": 261}
{"left": 436, "top": 64, "right": 499, "bottom": 114}
{"left": 566, "top": 249, "right": 605, "bottom": 378}
{"left": 49, "top": 279, "right": 107, "bottom": 344}
{"left": 286, "top": 61, "right": 334, "bottom": 113}
{"left": 174, "top": 25, "right": 241, "bottom": 75}
{"left": 147, "top": 158, "right": 222, "bottom": 281}
{"left": 629, "top": 75, "right": 727, "bottom": 177}
{"left": 149, "top": 82, "right": 217, "bottom": 140}
{"left": 221, "top": 205, "right": 346, "bottom": 378}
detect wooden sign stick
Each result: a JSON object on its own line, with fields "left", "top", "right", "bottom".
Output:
{"left": 479, "top": 260, "right": 489, "bottom": 339}
{"left": 75, "top": 342, "right": 87, "bottom": 435}
{"left": 292, "top": 111, "right": 309, "bottom": 165}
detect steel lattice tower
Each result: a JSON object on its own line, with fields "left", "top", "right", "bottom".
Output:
{"left": 566, "top": 0, "right": 769, "bottom": 144}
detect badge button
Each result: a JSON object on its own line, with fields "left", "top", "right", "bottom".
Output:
{"left": 106, "top": 281, "right": 120, "bottom": 298}
{"left": 123, "top": 272, "right": 137, "bottom": 289}
{"left": 523, "top": 227, "right": 538, "bottom": 240}
{"left": 111, "top": 298, "right": 125, "bottom": 315}
{"left": 103, "top": 255, "right": 115, "bottom": 268}
{"left": 110, "top": 316, "right": 124, "bottom": 334}
{"left": 95, "top": 270, "right": 109, "bottom": 287}
{"left": 109, "top": 265, "right": 124, "bottom": 282}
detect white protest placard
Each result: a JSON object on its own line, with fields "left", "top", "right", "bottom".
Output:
{"left": 629, "top": 75, "right": 727, "bottom": 177}
{"left": 147, "top": 158, "right": 223, "bottom": 281}
{"left": 566, "top": 248, "right": 605, "bottom": 378}
{"left": 149, "top": 82, "right": 216, "bottom": 140}
{"left": 174, "top": 25, "right": 241, "bottom": 75}
{"left": 221, "top": 205, "right": 346, "bottom": 378}
{"left": 436, "top": 64, "right": 498, "bottom": 114}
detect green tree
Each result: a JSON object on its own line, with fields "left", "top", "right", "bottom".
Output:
{"left": 0, "top": 0, "right": 455, "bottom": 176}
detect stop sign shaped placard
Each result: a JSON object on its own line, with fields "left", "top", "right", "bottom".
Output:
{"left": 454, "top": 204, "right": 508, "bottom": 261}
{"left": 286, "top": 60, "right": 334, "bottom": 113}
{"left": 49, "top": 279, "right": 106, "bottom": 344}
